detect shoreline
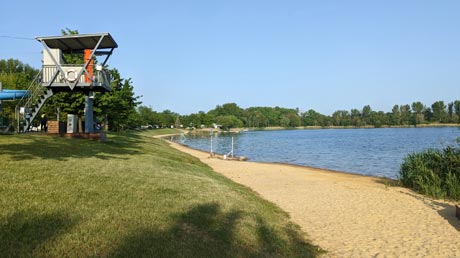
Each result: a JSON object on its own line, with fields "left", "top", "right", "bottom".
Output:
{"left": 162, "top": 135, "right": 363, "bottom": 177}
{"left": 164, "top": 134, "right": 397, "bottom": 180}
{"left": 169, "top": 126, "right": 459, "bottom": 180}
{"left": 187, "top": 123, "right": 460, "bottom": 134}
{"left": 165, "top": 138, "right": 460, "bottom": 257}
{"left": 159, "top": 132, "right": 385, "bottom": 179}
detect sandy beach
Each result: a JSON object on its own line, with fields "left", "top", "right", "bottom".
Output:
{"left": 167, "top": 140, "right": 460, "bottom": 257}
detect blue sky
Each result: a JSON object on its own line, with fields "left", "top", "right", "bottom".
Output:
{"left": 1, "top": 0, "right": 459, "bottom": 115}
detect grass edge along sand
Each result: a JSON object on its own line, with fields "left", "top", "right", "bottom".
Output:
{"left": 0, "top": 129, "right": 323, "bottom": 257}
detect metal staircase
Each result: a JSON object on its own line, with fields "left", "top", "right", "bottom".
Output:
{"left": 15, "top": 70, "right": 54, "bottom": 132}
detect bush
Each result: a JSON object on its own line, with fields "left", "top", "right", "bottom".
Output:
{"left": 215, "top": 115, "right": 243, "bottom": 130}
{"left": 399, "top": 139, "right": 460, "bottom": 200}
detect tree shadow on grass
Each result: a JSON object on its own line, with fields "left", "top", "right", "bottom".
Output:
{"left": 0, "top": 133, "right": 143, "bottom": 161}
{"left": 108, "top": 203, "right": 321, "bottom": 258}
{"left": 0, "top": 211, "right": 79, "bottom": 257}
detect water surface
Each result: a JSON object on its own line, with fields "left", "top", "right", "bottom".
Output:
{"left": 174, "top": 127, "right": 460, "bottom": 179}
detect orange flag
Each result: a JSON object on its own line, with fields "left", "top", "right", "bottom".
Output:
{"left": 84, "top": 49, "right": 93, "bottom": 83}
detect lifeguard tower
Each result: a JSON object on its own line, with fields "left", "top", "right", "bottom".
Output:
{"left": 16, "top": 33, "right": 118, "bottom": 133}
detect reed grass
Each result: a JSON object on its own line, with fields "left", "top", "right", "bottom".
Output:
{"left": 399, "top": 139, "right": 460, "bottom": 200}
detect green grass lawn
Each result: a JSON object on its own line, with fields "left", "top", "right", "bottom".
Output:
{"left": 0, "top": 129, "right": 322, "bottom": 257}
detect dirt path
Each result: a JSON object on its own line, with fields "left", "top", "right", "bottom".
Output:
{"left": 167, "top": 141, "right": 460, "bottom": 258}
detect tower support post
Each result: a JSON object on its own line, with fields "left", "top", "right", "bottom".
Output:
{"left": 84, "top": 93, "right": 94, "bottom": 133}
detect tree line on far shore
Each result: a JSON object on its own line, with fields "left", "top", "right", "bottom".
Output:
{"left": 2, "top": 57, "right": 459, "bottom": 131}
{"left": 134, "top": 101, "right": 460, "bottom": 130}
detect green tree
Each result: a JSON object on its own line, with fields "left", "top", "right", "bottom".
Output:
{"left": 424, "top": 107, "right": 433, "bottom": 122}
{"left": 209, "top": 103, "right": 243, "bottom": 117}
{"left": 199, "top": 111, "right": 214, "bottom": 127}
{"left": 411, "top": 101, "right": 425, "bottom": 125}
{"left": 362, "top": 105, "right": 372, "bottom": 126}
{"left": 447, "top": 102, "right": 454, "bottom": 123}
{"left": 157, "top": 110, "right": 178, "bottom": 128}
{"left": 350, "top": 109, "right": 362, "bottom": 127}
{"left": 215, "top": 115, "right": 243, "bottom": 130}
{"left": 391, "top": 105, "right": 400, "bottom": 125}
{"left": 126, "top": 109, "right": 142, "bottom": 128}
{"left": 137, "top": 106, "right": 157, "bottom": 125}
{"left": 94, "top": 69, "right": 141, "bottom": 131}
{"left": 454, "top": 100, "right": 460, "bottom": 123}
{"left": 431, "top": 101, "right": 447, "bottom": 123}
{"left": 280, "top": 115, "right": 290, "bottom": 127}
{"left": 372, "top": 111, "right": 387, "bottom": 128}
{"left": 247, "top": 110, "right": 267, "bottom": 128}
{"left": 181, "top": 113, "right": 202, "bottom": 128}
{"left": 332, "top": 110, "right": 351, "bottom": 126}
{"left": 400, "top": 104, "right": 411, "bottom": 125}
{"left": 263, "top": 107, "right": 280, "bottom": 127}
{"left": 0, "top": 59, "right": 37, "bottom": 87}
{"left": 174, "top": 115, "right": 181, "bottom": 128}
{"left": 0, "top": 59, "right": 39, "bottom": 127}
{"left": 302, "top": 109, "right": 326, "bottom": 126}
{"left": 285, "top": 111, "right": 301, "bottom": 127}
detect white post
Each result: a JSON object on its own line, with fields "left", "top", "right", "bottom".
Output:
{"left": 231, "top": 137, "right": 234, "bottom": 157}
{"left": 210, "top": 128, "right": 214, "bottom": 156}
{"left": 210, "top": 135, "right": 213, "bottom": 155}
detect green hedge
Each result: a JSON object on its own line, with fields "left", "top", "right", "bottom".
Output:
{"left": 399, "top": 139, "right": 460, "bottom": 200}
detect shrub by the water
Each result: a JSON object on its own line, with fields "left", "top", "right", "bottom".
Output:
{"left": 399, "top": 139, "right": 460, "bottom": 200}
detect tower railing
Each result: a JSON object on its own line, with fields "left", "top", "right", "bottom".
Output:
{"left": 42, "top": 64, "right": 111, "bottom": 89}
{"left": 15, "top": 69, "right": 54, "bottom": 132}
{"left": 42, "top": 64, "right": 86, "bottom": 84}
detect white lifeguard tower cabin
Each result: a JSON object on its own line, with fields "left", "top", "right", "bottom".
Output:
{"left": 17, "top": 33, "right": 118, "bottom": 133}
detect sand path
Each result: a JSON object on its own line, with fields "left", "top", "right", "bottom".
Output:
{"left": 167, "top": 141, "right": 460, "bottom": 257}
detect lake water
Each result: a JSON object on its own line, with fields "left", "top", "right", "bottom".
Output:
{"left": 173, "top": 127, "right": 460, "bottom": 179}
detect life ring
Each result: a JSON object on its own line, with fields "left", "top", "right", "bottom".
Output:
{"left": 65, "top": 69, "right": 78, "bottom": 82}
{"left": 95, "top": 122, "right": 102, "bottom": 131}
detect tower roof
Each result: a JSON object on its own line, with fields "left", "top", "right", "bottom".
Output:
{"left": 36, "top": 33, "right": 117, "bottom": 52}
